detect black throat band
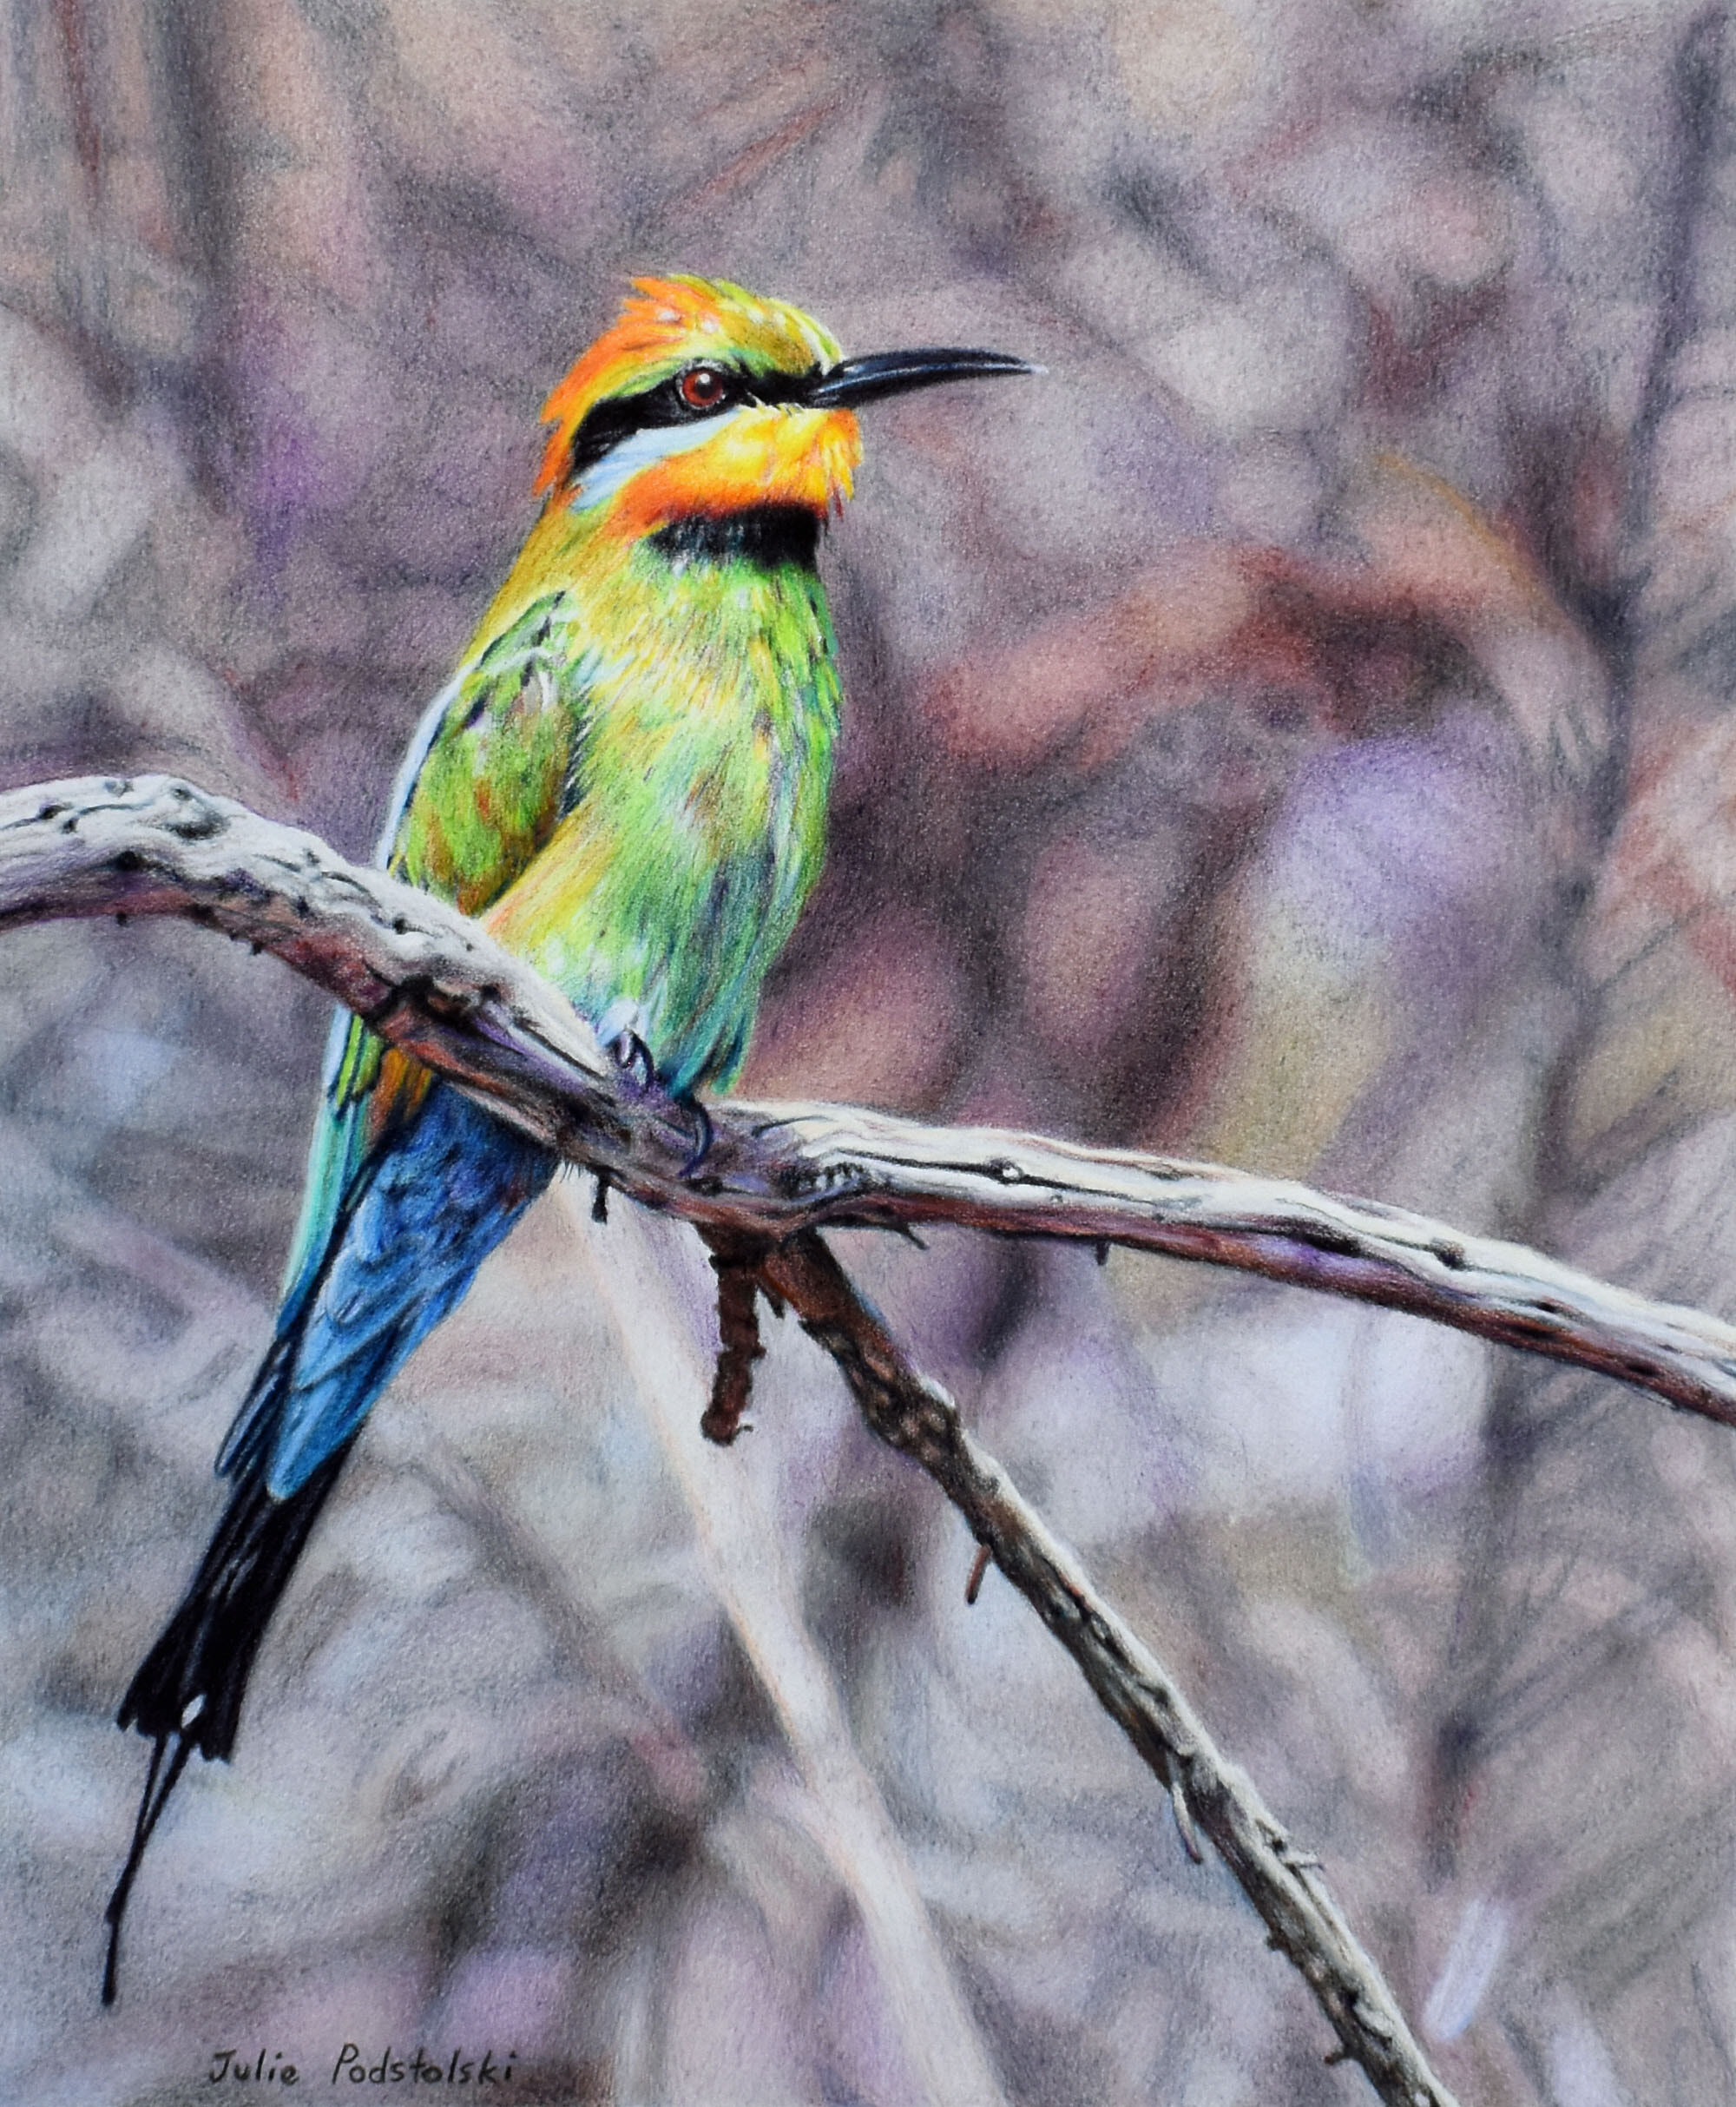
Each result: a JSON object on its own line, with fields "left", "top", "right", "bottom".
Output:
{"left": 648, "top": 507, "right": 822, "bottom": 570}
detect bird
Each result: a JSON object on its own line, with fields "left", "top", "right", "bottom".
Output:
{"left": 101, "top": 273, "right": 1035, "bottom": 2003}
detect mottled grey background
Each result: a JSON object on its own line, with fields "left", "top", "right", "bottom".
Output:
{"left": 4, "top": 2, "right": 1736, "bottom": 2102}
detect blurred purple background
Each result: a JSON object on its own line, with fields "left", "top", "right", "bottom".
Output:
{"left": 6, "top": 2, "right": 1736, "bottom": 2101}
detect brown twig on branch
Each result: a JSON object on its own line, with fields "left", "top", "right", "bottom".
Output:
{"left": 26, "top": 767, "right": 1714, "bottom": 2100}
{"left": 700, "top": 1230, "right": 773, "bottom": 1444}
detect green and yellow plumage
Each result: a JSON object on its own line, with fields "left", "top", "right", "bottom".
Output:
{"left": 107, "top": 273, "right": 1033, "bottom": 2004}
{"left": 282, "top": 278, "right": 854, "bottom": 1335}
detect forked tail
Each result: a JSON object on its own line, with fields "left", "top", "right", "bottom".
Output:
{"left": 102, "top": 1438, "right": 354, "bottom": 2005}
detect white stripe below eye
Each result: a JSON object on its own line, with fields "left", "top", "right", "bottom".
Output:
{"left": 573, "top": 403, "right": 754, "bottom": 511}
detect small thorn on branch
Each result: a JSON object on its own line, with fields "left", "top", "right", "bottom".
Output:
{"left": 702, "top": 1237, "right": 767, "bottom": 1445}
{"left": 966, "top": 1542, "right": 992, "bottom": 1604}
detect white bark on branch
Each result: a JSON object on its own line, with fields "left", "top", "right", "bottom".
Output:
{"left": 4, "top": 766, "right": 1630, "bottom": 2105}
{"left": 4, "top": 773, "right": 1733, "bottom": 1431}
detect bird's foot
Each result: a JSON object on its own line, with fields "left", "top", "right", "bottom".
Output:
{"left": 677, "top": 1095, "right": 713, "bottom": 1179}
{"left": 608, "top": 1029, "right": 656, "bottom": 1094}
{"left": 600, "top": 1016, "right": 709, "bottom": 1176}
{"left": 598, "top": 1011, "right": 707, "bottom": 1180}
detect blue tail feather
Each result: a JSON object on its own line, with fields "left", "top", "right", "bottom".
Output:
{"left": 105, "top": 1084, "right": 556, "bottom": 2004}
{"left": 263, "top": 1086, "right": 553, "bottom": 1495}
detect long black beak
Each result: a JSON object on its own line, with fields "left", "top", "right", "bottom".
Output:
{"left": 805, "top": 348, "right": 1041, "bottom": 409}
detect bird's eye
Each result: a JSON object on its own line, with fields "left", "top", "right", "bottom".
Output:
{"left": 679, "top": 365, "right": 730, "bottom": 412}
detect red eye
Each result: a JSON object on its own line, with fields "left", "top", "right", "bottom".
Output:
{"left": 679, "top": 365, "right": 728, "bottom": 411}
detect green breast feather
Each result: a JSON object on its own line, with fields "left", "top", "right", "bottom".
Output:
{"left": 483, "top": 537, "right": 839, "bottom": 1096}
{"left": 284, "top": 550, "right": 838, "bottom": 1313}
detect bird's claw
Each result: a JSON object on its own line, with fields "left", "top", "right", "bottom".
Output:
{"left": 609, "top": 1029, "right": 656, "bottom": 1093}
{"left": 679, "top": 1096, "right": 713, "bottom": 1178}
{"left": 604, "top": 1028, "right": 709, "bottom": 1175}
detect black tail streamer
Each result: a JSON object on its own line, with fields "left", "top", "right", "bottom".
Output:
{"left": 102, "top": 1437, "right": 356, "bottom": 2004}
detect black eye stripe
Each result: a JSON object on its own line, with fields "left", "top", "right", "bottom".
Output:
{"left": 565, "top": 365, "right": 818, "bottom": 484}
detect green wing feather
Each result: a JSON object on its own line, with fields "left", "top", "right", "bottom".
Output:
{"left": 279, "top": 593, "right": 594, "bottom": 1319}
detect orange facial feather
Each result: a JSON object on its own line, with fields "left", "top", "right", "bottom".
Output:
{"left": 598, "top": 403, "right": 861, "bottom": 538}
{"left": 535, "top": 273, "right": 851, "bottom": 505}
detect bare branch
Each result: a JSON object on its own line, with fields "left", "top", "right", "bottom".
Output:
{"left": 759, "top": 1229, "right": 1458, "bottom": 2107}
{"left": 0, "top": 769, "right": 1481, "bottom": 2100}
{"left": 5, "top": 772, "right": 1735, "bottom": 1432}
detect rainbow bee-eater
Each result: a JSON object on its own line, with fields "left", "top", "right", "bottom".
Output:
{"left": 102, "top": 274, "right": 1034, "bottom": 2000}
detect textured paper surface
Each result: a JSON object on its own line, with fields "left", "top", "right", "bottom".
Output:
{"left": 4, "top": 4, "right": 1736, "bottom": 2101}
